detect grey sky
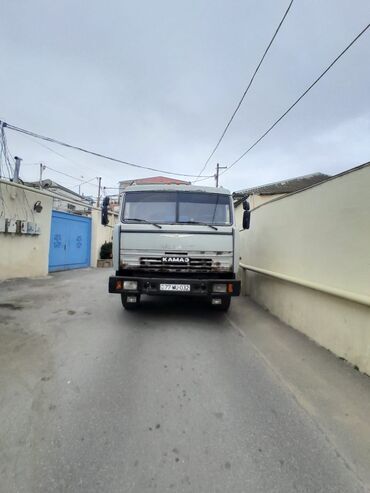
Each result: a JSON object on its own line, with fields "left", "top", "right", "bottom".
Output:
{"left": 1, "top": 0, "right": 369, "bottom": 195}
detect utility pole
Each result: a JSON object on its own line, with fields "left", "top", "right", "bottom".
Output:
{"left": 13, "top": 156, "right": 22, "bottom": 183}
{"left": 215, "top": 163, "right": 227, "bottom": 187}
{"left": 97, "top": 177, "right": 102, "bottom": 207}
{"left": 39, "top": 162, "right": 45, "bottom": 189}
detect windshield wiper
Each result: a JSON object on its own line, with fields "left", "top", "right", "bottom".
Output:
{"left": 178, "top": 220, "right": 218, "bottom": 231}
{"left": 124, "top": 218, "right": 162, "bottom": 229}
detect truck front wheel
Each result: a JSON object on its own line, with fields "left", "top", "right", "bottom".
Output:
{"left": 121, "top": 294, "right": 141, "bottom": 310}
{"left": 211, "top": 296, "right": 231, "bottom": 312}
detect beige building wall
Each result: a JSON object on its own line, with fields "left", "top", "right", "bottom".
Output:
{"left": 239, "top": 164, "right": 370, "bottom": 375}
{"left": 90, "top": 210, "right": 118, "bottom": 267}
{"left": 234, "top": 193, "right": 285, "bottom": 229}
{"left": 0, "top": 181, "right": 120, "bottom": 277}
{"left": 0, "top": 180, "right": 53, "bottom": 279}
{"left": 248, "top": 193, "right": 285, "bottom": 209}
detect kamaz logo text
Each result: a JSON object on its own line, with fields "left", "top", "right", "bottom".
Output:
{"left": 162, "top": 257, "right": 190, "bottom": 264}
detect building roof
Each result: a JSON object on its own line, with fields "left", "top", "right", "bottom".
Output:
{"left": 119, "top": 176, "right": 190, "bottom": 186}
{"left": 233, "top": 172, "right": 330, "bottom": 203}
{"left": 26, "top": 179, "right": 93, "bottom": 203}
{"left": 124, "top": 184, "right": 231, "bottom": 195}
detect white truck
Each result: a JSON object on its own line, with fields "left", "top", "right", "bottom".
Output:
{"left": 109, "top": 184, "right": 250, "bottom": 311}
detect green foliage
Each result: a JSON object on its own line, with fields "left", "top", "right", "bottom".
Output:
{"left": 100, "top": 241, "right": 112, "bottom": 259}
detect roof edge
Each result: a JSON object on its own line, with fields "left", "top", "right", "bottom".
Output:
{"left": 249, "top": 161, "right": 370, "bottom": 212}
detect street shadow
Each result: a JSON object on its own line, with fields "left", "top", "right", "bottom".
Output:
{"left": 119, "top": 295, "right": 231, "bottom": 330}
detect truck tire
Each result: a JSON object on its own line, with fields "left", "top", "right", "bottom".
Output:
{"left": 121, "top": 294, "right": 141, "bottom": 310}
{"left": 212, "top": 296, "right": 231, "bottom": 312}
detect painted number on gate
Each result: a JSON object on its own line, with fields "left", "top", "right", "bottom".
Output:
{"left": 53, "top": 234, "right": 62, "bottom": 248}
{"left": 76, "top": 235, "right": 82, "bottom": 248}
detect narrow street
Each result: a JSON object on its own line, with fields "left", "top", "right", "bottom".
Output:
{"left": 1, "top": 269, "right": 369, "bottom": 493}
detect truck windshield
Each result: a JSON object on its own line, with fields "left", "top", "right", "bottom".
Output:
{"left": 123, "top": 191, "right": 231, "bottom": 225}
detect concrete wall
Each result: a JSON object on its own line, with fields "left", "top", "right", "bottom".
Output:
{"left": 234, "top": 193, "right": 285, "bottom": 230}
{"left": 0, "top": 180, "right": 53, "bottom": 279}
{"left": 239, "top": 164, "right": 370, "bottom": 375}
{"left": 90, "top": 210, "right": 118, "bottom": 267}
{"left": 0, "top": 180, "right": 120, "bottom": 277}
{"left": 248, "top": 193, "right": 286, "bottom": 210}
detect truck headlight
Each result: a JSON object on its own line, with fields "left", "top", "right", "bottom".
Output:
{"left": 123, "top": 280, "right": 138, "bottom": 290}
{"left": 212, "top": 283, "right": 227, "bottom": 293}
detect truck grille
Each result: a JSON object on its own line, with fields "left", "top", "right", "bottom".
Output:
{"left": 140, "top": 257, "right": 212, "bottom": 270}
{"left": 120, "top": 249, "right": 233, "bottom": 273}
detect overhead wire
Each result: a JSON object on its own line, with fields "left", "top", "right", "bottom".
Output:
{"left": 0, "top": 134, "right": 102, "bottom": 210}
{"left": 0, "top": 124, "right": 5, "bottom": 178}
{"left": 0, "top": 123, "right": 14, "bottom": 179}
{"left": 43, "top": 164, "right": 99, "bottom": 187}
{"left": 196, "top": 0, "right": 294, "bottom": 178}
{"left": 0, "top": 133, "right": 108, "bottom": 202}
{"left": 2, "top": 19, "right": 367, "bottom": 187}
{"left": 0, "top": 121, "right": 213, "bottom": 179}
{"left": 192, "top": 174, "right": 215, "bottom": 184}
{"left": 219, "top": 22, "right": 370, "bottom": 177}
{"left": 8, "top": 158, "right": 100, "bottom": 189}
{"left": 23, "top": 135, "right": 95, "bottom": 175}
{"left": 71, "top": 176, "right": 99, "bottom": 189}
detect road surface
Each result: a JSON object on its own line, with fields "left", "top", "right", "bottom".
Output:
{"left": 1, "top": 269, "right": 369, "bottom": 493}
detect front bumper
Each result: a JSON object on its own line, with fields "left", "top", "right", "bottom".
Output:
{"left": 109, "top": 276, "right": 240, "bottom": 297}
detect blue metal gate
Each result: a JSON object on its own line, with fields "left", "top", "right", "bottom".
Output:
{"left": 49, "top": 211, "right": 91, "bottom": 272}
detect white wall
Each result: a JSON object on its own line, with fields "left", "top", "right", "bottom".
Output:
{"left": 0, "top": 180, "right": 53, "bottom": 279}
{"left": 0, "top": 181, "right": 121, "bottom": 277}
{"left": 234, "top": 193, "right": 285, "bottom": 230}
{"left": 239, "top": 164, "right": 370, "bottom": 375}
{"left": 90, "top": 210, "right": 118, "bottom": 267}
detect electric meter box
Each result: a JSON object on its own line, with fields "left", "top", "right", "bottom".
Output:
{"left": 21, "top": 221, "right": 28, "bottom": 234}
{"left": 6, "top": 219, "right": 17, "bottom": 233}
{"left": 34, "top": 224, "right": 41, "bottom": 235}
{"left": 27, "top": 222, "right": 36, "bottom": 235}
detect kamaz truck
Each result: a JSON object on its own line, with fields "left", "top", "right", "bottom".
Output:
{"left": 108, "top": 184, "right": 250, "bottom": 311}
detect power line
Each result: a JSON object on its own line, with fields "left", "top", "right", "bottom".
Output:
{"left": 1, "top": 121, "right": 213, "bottom": 179}
{"left": 0, "top": 123, "right": 15, "bottom": 179}
{"left": 43, "top": 164, "right": 99, "bottom": 187}
{"left": 221, "top": 22, "right": 370, "bottom": 176}
{"left": 192, "top": 173, "right": 218, "bottom": 184}
{"left": 26, "top": 135, "right": 90, "bottom": 171}
{"left": 196, "top": 0, "right": 294, "bottom": 178}
{"left": 0, "top": 135, "right": 105, "bottom": 190}
{"left": 71, "top": 176, "right": 99, "bottom": 189}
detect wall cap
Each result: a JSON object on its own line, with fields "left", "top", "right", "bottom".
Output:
{"left": 240, "top": 263, "right": 370, "bottom": 307}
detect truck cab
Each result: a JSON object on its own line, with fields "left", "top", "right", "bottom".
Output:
{"left": 108, "top": 184, "right": 245, "bottom": 311}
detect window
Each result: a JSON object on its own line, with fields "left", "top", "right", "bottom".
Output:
{"left": 178, "top": 192, "right": 231, "bottom": 225}
{"left": 123, "top": 191, "right": 231, "bottom": 225}
{"left": 123, "top": 192, "right": 177, "bottom": 223}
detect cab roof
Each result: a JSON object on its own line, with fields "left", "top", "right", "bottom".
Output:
{"left": 123, "top": 184, "right": 231, "bottom": 195}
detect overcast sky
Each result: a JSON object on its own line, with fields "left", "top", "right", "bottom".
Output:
{"left": 1, "top": 0, "right": 369, "bottom": 196}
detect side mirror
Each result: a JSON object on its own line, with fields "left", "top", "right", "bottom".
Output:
{"left": 242, "top": 200, "right": 250, "bottom": 229}
{"left": 243, "top": 210, "right": 251, "bottom": 230}
{"left": 242, "top": 200, "right": 250, "bottom": 211}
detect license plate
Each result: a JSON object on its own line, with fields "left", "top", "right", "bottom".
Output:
{"left": 160, "top": 283, "right": 191, "bottom": 292}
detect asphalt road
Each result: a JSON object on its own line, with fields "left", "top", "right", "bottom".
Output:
{"left": 1, "top": 269, "right": 369, "bottom": 493}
